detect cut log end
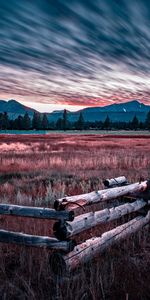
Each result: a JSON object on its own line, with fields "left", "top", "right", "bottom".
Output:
{"left": 67, "top": 239, "right": 77, "bottom": 252}
{"left": 53, "top": 221, "right": 68, "bottom": 241}
{"left": 68, "top": 210, "right": 74, "bottom": 221}
{"left": 54, "top": 199, "right": 66, "bottom": 211}
{"left": 49, "top": 253, "right": 67, "bottom": 276}
{"left": 54, "top": 200, "right": 61, "bottom": 211}
{"left": 146, "top": 180, "right": 150, "bottom": 192}
{"left": 103, "top": 180, "right": 109, "bottom": 188}
{"left": 103, "top": 176, "right": 127, "bottom": 188}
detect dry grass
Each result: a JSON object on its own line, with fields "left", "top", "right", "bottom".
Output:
{"left": 0, "top": 133, "right": 150, "bottom": 299}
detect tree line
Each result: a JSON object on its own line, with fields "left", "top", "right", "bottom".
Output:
{"left": 0, "top": 110, "right": 150, "bottom": 131}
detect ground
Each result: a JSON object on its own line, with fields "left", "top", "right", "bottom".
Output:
{"left": 0, "top": 133, "right": 150, "bottom": 300}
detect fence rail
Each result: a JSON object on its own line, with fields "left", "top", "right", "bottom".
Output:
{"left": 54, "top": 180, "right": 149, "bottom": 211}
{"left": 53, "top": 198, "right": 150, "bottom": 240}
{"left": 103, "top": 176, "right": 128, "bottom": 187}
{"left": 0, "top": 229, "right": 75, "bottom": 252}
{"left": 0, "top": 203, "right": 74, "bottom": 221}
{"left": 50, "top": 211, "right": 150, "bottom": 275}
{"left": 0, "top": 176, "right": 150, "bottom": 276}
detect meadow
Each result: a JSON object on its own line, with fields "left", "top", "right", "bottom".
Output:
{"left": 0, "top": 133, "right": 150, "bottom": 300}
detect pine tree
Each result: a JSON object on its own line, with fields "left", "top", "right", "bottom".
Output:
{"left": 17, "top": 115, "right": 24, "bottom": 129}
{"left": 131, "top": 115, "right": 139, "bottom": 130}
{"left": 0, "top": 113, "right": 3, "bottom": 129}
{"left": 103, "top": 115, "right": 110, "bottom": 130}
{"left": 62, "top": 109, "right": 68, "bottom": 131}
{"left": 145, "top": 111, "right": 150, "bottom": 130}
{"left": 23, "top": 112, "right": 31, "bottom": 130}
{"left": 56, "top": 118, "right": 63, "bottom": 130}
{"left": 32, "top": 112, "right": 37, "bottom": 129}
{"left": 2, "top": 112, "right": 9, "bottom": 129}
{"left": 32, "top": 112, "right": 41, "bottom": 129}
{"left": 76, "top": 112, "right": 84, "bottom": 130}
{"left": 41, "top": 113, "right": 49, "bottom": 129}
{"left": 12, "top": 115, "right": 23, "bottom": 129}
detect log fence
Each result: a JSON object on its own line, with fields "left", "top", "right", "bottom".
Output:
{"left": 54, "top": 179, "right": 149, "bottom": 211}
{"left": 0, "top": 176, "right": 150, "bottom": 275}
{"left": 53, "top": 198, "right": 150, "bottom": 240}
{"left": 0, "top": 203, "right": 74, "bottom": 221}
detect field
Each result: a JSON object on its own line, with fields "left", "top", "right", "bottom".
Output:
{"left": 0, "top": 129, "right": 150, "bottom": 135}
{"left": 0, "top": 134, "right": 150, "bottom": 300}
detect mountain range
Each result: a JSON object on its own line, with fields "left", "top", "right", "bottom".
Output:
{"left": 0, "top": 100, "right": 36, "bottom": 119}
{"left": 0, "top": 99, "right": 150, "bottom": 122}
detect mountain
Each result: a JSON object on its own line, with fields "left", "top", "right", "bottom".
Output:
{"left": 77, "top": 100, "right": 150, "bottom": 122}
{"left": 0, "top": 99, "right": 149, "bottom": 122}
{"left": 0, "top": 99, "right": 37, "bottom": 119}
{"left": 47, "top": 100, "right": 150, "bottom": 122}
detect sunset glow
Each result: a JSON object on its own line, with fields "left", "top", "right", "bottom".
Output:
{"left": 0, "top": 1, "right": 150, "bottom": 111}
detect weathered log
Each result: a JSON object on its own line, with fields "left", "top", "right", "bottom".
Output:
{"left": 0, "top": 229, "right": 75, "bottom": 252}
{"left": 54, "top": 180, "right": 149, "bottom": 211}
{"left": 50, "top": 211, "right": 150, "bottom": 275}
{"left": 103, "top": 176, "right": 128, "bottom": 188}
{"left": 0, "top": 203, "right": 74, "bottom": 221}
{"left": 53, "top": 199, "right": 149, "bottom": 240}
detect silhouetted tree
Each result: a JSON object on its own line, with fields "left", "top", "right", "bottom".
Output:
{"left": 145, "top": 111, "right": 150, "bottom": 130}
{"left": 23, "top": 112, "right": 31, "bottom": 130}
{"left": 139, "top": 121, "right": 144, "bottom": 130}
{"left": 32, "top": 112, "right": 37, "bottom": 129}
{"left": 32, "top": 112, "right": 41, "bottom": 129}
{"left": 0, "top": 113, "right": 3, "bottom": 129}
{"left": 131, "top": 115, "right": 139, "bottom": 130}
{"left": 41, "top": 113, "right": 49, "bottom": 129}
{"left": 56, "top": 118, "right": 63, "bottom": 130}
{"left": 76, "top": 112, "right": 85, "bottom": 130}
{"left": 62, "top": 109, "right": 68, "bottom": 131}
{"left": 12, "top": 115, "right": 23, "bottom": 129}
{"left": 17, "top": 115, "right": 24, "bottom": 129}
{"left": 103, "top": 115, "right": 110, "bottom": 130}
{"left": 2, "top": 112, "right": 9, "bottom": 129}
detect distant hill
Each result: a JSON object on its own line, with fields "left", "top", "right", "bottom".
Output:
{"left": 0, "top": 99, "right": 150, "bottom": 122}
{"left": 47, "top": 100, "right": 150, "bottom": 122}
{"left": 0, "top": 99, "right": 37, "bottom": 119}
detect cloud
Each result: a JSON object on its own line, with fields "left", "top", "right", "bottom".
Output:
{"left": 0, "top": 0, "right": 150, "bottom": 107}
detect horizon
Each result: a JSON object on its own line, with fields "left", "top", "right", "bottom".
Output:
{"left": 0, "top": 1, "right": 150, "bottom": 110}
{"left": 0, "top": 98, "right": 147, "bottom": 114}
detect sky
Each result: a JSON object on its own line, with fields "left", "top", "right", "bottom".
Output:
{"left": 0, "top": 0, "right": 150, "bottom": 112}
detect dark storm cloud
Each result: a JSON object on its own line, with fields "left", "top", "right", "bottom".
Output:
{"left": 0, "top": 0, "right": 150, "bottom": 106}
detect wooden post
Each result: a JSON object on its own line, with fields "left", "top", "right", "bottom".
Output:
{"left": 0, "top": 203, "right": 74, "bottom": 221}
{"left": 103, "top": 176, "right": 128, "bottom": 188}
{"left": 50, "top": 212, "right": 150, "bottom": 275}
{"left": 54, "top": 180, "right": 149, "bottom": 211}
{"left": 53, "top": 199, "right": 149, "bottom": 240}
{"left": 0, "top": 229, "right": 76, "bottom": 252}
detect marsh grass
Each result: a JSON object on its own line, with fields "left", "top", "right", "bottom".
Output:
{"left": 0, "top": 134, "right": 150, "bottom": 299}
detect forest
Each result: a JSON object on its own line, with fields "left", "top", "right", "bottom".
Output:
{"left": 0, "top": 110, "right": 150, "bottom": 131}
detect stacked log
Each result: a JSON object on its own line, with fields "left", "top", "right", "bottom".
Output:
{"left": 50, "top": 212, "right": 150, "bottom": 275}
{"left": 0, "top": 203, "right": 74, "bottom": 221}
{"left": 0, "top": 229, "right": 76, "bottom": 252}
{"left": 103, "top": 176, "right": 128, "bottom": 188}
{"left": 53, "top": 199, "right": 149, "bottom": 240}
{"left": 1, "top": 176, "right": 149, "bottom": 275}
{"left": 54, "top": 180, "right": 149, "bottom": 211}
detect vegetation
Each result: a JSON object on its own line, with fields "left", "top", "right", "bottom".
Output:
{"left": 0, "top": 134, "right": 150, "bottom": 299}
{"left": 145, "top": 111, "right": 150, "bottom": 130}
{"left": 0, "top": 110, "right": 150, "bottom": 131}
{"left": 76, "top": 112, "right": 85, "bottom": 130}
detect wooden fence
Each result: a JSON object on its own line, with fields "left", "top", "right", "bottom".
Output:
{"left": 0, "top": 176, "right": 150, "bottom": 276}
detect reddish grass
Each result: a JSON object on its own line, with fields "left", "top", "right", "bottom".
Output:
{"left": 0, "top": 134, "right": 150, "bottom": 299}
